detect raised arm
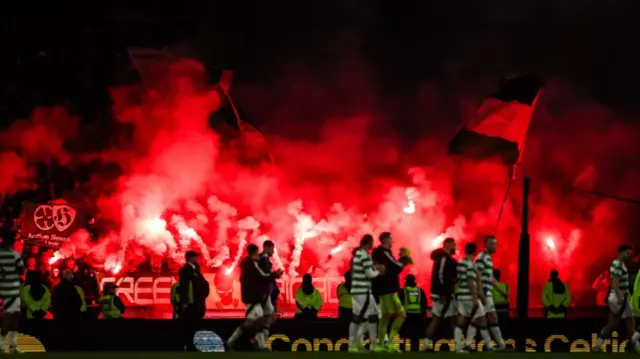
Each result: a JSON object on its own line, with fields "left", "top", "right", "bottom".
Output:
{"left": 252, "top": 260, "right": 282, "bottom": 282}
{"left": 362, "top": 254, "right": 380, "bottom": 279}
{"left": 383, "top": 250, "right": 405, "bottom": 272}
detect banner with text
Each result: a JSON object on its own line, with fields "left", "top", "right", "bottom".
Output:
{"left": 99, "top": 273, "right": 343, "bottom": 311}
{"left": 21, "top": 202, "right": 87, "bottom": 248}
{"left": 22, "top": 318, "right": 620, "bottom": 352}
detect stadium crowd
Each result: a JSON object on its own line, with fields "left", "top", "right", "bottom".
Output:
{"left": 0, "top": 170, "right": 132, "bottom": 326}
{"left": 6, "top": 237, "right": 105, "bottom": 320}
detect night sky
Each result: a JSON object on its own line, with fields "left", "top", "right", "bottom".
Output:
{"left": 3, "top": 1, "right": 639, "bottom": 113}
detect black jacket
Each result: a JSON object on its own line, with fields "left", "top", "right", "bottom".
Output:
{"left": 258, "top": 253, "right": 280, "bottom": 301}
{"left": 429, "top": 249, "right": 458, "bottom": 299}
{"left": 178, "top": 263, "right": 210, "bottom": 305}
{"left": 240, "top": 256, "right": 275, "bottom": 304}
{"left": 51, "top": 279, "right": 83, "bottom": 321}
{"left": 76, "top": 266, "right": 100, "bottom": 305}
{"left": 372, "top": 246, "right": 405, "bottom": 295}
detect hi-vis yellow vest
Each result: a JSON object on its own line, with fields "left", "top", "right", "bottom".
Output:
{"left": 171, "top": 283, "right": 180, "bottom": 305}
{"left": 76, "top": 286, "right": 87, "bottom": 313}
{"left": 542, "top": 282, "right": 571, "bottom": 318}
{"left": 295, "top": 288, "right": 323, "bottom": 313}
{"left": 632, "top": 272, "right": 640, "bottom": 317}
{"left": 492, "top": 282, "right": 509, "bottom": 304}
{"left": 99, "top": 294, "right": 121, "bottom": 319}
{"left": 20, "top": 285, "right": 51, "bottom": 319}
{"left": 337, "top": 283, "right": 352, "bottom": 309}
{"left": 403, "top": 286, "right": 421, "bottom": 314}
{"left": 171, "top": 282, "right": 194, "bottom": 305}
{"left": 170, "top": 283, "right": 181, "bottom": 319}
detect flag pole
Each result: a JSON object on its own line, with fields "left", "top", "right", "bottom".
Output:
{"left": 573, "top": 187, "right": 640, "bottom": 205}
{"left": 516, "top": 176, "right": 531, "bottom": 319}
{"left": 494, "top": 178, "right": 514, "bottom": 232}
{"left": 494, "top": 85, "right": 543, "bottom": 233}
{"left": 223, "top": 86, "right": 276, "bottom": 165}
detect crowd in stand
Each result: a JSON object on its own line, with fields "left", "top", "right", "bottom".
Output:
{"left": 20, "top": 243, "right": 100, "bottom": 302}
{"left": 9, "top": 237, "right": 103, "bottom": 320}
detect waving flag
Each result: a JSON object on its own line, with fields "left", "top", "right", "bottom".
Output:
{"left": 127, "top": 47, "right": 273, "bottom": 165}
{"left": 127, "top": 47, "right": 175, "bottom": 87}
{"left": 448, "top": 74, "right": 544, "bottom": 169}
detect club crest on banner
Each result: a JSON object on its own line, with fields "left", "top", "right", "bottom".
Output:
{"left": 21, "top": 201, "right": 87, "bottom": 249}
{"left": 33, "top": 205, "right": 77, "bottom": 232}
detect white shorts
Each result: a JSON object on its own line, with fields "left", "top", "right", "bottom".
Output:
{"left": 431, "top": 297, "right": 457, "bottom": 318}
{"left": 262, "top": 299, "right": 275, "bottom": 316}
{"left": 352, "top": 294, "right": 380, "bottom": 318}
{"left": 457, "top": 299, "right": 486, "bottom": 319}
{"left": 484, "top": 296, "right": 496, "bottom": 313}
{"left": 2, "top": 297, "right": 20, "bottom": 314}
{"left": 245, "top": 302, "right": 264, "bottom": 320}
{"left": 608, "top": 293, "right": 633, "bottom": 319}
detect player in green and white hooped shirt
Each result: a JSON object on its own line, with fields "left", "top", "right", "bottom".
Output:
{"left": 0, "top": 232, "right": 24, "bottom": 354}
{"left": 348, "top": 234, "right": 384, "bottom": 353}
{"left": 455, "top": 243, "right": 494, "bottom": 353}
{"left": 475, "top": 236, "right": 508, "bottom": 350}
{"left": 595, "top": 245, "right": 640, "bottom": 353}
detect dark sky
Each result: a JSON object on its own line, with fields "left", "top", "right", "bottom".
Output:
{"left": 2, "top": 1, "right": 639, "bottom": 121}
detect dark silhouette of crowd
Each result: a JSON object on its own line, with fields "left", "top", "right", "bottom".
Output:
{"left": 16, "top": 242, "right": 101, "bottom": 321}
{"left": 0, "top": 164, "right": 118, "bottom": 321}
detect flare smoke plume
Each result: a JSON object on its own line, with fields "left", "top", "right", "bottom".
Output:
{"left": 2, "top": 51, "right": 639, "bottom": 307}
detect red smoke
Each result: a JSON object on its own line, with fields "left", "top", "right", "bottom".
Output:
{"left": 3, "top": 56, "right": 639, "bottom": 309}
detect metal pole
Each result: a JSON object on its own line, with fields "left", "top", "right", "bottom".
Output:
{"left": 516, "top": 177, "right": 531, "bottom": 319}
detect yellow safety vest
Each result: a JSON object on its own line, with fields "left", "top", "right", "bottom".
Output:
{"left": 170, "top": 283, "right": 181, "bottom": 319}
{"left": 76, "top": 286, "right": 88, "bottom": 313}
{"left": 99, "top": 294, "right": 122, "bottom": 319}
{"left": 20, "top": 285, "right": 51, "bottom": 319}
{"left": 632, "top": 272, "right": 640, "bottom": 317}
{"left": 403, "top": 286, "right": 421, "bottom": 314}
{"left": 492, "top": 282, "right": 509, "bottom": 304}
{"left": 172, "top": 282, "right": 194, "bottom": 305}
{"left": 170, "top": 283, "right": 180, "bottom": 304}
{"left": 542, "top": 282, "right": 571, "bottom": 318}
{"left": 294, "top": 288, "right": 323, "bottom": 313}
{"left": 337, "top": 283, "right": 352, "bottom": 309}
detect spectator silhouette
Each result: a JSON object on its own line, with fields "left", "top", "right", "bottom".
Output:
{"left": 51, "top": 270, "right": 86, "bottom": 322}
{"left": 20, "top": 271, "right": 50, "bottom": 319}
{"left": 337, "top": 270, "right": 353, "bottom": 322}
{"left": 542, "top": 269, "right": 571, "bottom": 319}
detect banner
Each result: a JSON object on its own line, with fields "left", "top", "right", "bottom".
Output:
{"left": 21, "top": 318, "right": 622, "bottom": 352}
{"left": 263, "top": 333, "right": 624, "bottom": 352}
{"left": 21, "top": 202, "right": 87, "bottom": 248}
{"left": 100, "top": 273, "right": 343, "bottom": 311}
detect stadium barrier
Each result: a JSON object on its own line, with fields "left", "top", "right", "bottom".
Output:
{"left": 21, "top": 318, "right": 625, "bottom": 352}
